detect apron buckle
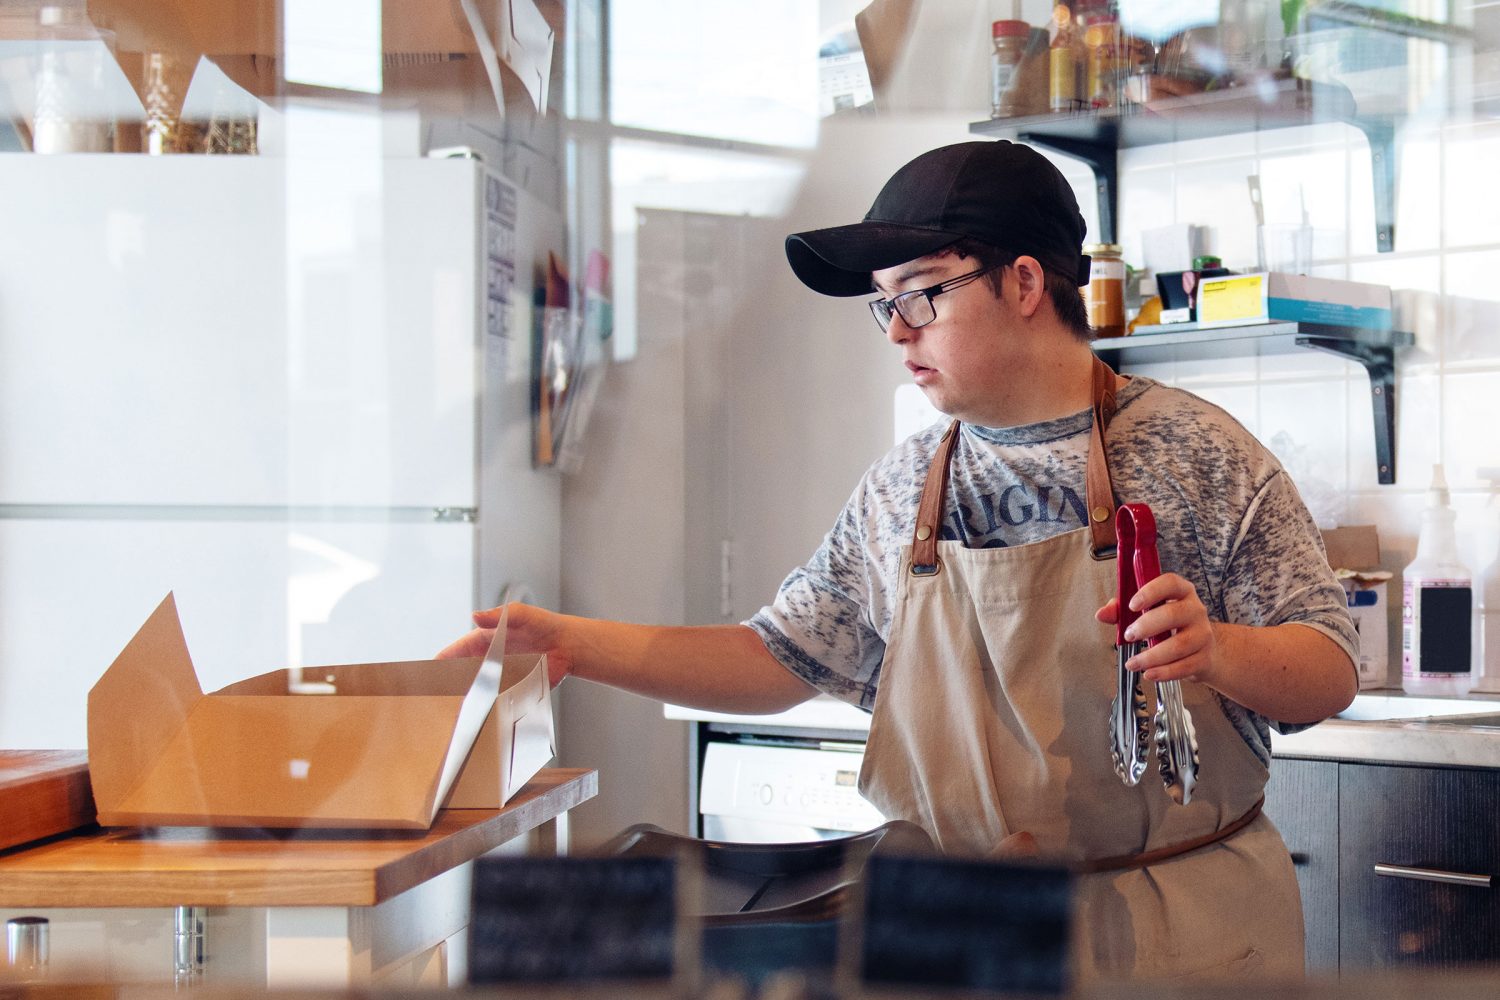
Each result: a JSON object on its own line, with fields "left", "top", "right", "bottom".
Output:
{"left": 910, "top": 559, "right": 942, "bottom": 578}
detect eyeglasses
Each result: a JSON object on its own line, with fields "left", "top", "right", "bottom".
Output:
{"left": 868, "top": 263, "right": 1002, "bottom": 333}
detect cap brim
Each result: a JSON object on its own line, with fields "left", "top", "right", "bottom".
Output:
{"left": 785, "top": 223, "right": 961, "bottom": 297}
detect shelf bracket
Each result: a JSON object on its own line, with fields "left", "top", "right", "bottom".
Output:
{"left": 1018, "top": 130, "right": 1118, "bottom": 245}
{"left": 1349, "top": 117, "right": 1398, "bottom": 253}
{"left": 1297, "top": 336, "right": 1397, "bottom": 484}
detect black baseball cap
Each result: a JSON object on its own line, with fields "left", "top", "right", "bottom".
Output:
{"left": 785, "top": 140, "right": 1091, "bottom": 297}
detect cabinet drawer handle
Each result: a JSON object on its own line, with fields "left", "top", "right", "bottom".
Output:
{"left": 1373, "top": 863, "right": 1492, "bottom": 888}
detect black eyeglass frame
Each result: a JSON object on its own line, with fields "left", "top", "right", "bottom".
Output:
{"left": 867, "top": 262, "right": 1004, "bottom": 333}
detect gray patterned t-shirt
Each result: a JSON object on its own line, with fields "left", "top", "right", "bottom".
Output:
{"left": 746, "top": 376, "right": 1357, "bottom": 765}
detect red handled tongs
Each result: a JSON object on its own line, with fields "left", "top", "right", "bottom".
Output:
{"left": 1110, "top": 503, "right": 1199, "bottom": 805}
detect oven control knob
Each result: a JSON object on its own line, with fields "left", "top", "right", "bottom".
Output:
{"left": 758, "top": 783, "right": 773, "bottom": 806}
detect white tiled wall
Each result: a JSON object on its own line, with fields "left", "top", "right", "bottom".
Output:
{"left": 1106, "top": 119, "right": 1500, "bottom": 685}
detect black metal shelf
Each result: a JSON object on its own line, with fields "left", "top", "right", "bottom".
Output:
{"left": 970, "top": 79, "right": 1398, "bottom": 252}
{"left": 1092, "top": 321, "right": 1414, "bottom": 484}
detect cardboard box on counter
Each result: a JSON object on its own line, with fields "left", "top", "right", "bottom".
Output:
{"left": 86, "top": 594, "right": 554, "bottom": 830}
{"left": 1322, "top": 525, "right": 1392, "bottom": 690}
{"left": 1198, "top": 272, "right": 1392, "bottom": 330}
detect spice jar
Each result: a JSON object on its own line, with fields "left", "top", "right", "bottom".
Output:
{"left": 990, "top": 20, "right": 1031, "bottom": 119}
{"left": 1083, "top": 243, "right": 1126, "bottom": 338}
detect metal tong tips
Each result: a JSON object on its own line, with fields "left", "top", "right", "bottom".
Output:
{"left": 1111, "top": 503, "right": 1200, "bottom": 805}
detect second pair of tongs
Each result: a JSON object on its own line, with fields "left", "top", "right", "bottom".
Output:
{"left": 1109, "top": 503, "right": 1200, "bottom": 805}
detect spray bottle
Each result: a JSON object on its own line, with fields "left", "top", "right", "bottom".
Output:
{"left": 1473, "top": 467, "right": 1500, "bottom": 693}
{"left": 1402, "top": 464, "right": 1474, "bottom": 697}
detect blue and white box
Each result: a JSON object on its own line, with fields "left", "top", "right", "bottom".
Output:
{"left": 1197, "top": 272, "right": 1392, "bottom": 330}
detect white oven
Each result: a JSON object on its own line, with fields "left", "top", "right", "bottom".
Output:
{"left": 665, "top": 697, "right": 884, "bottom": 842}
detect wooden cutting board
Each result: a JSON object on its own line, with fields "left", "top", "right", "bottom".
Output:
{"left": 0, "top": 750, "right": 95, "bottom": 852}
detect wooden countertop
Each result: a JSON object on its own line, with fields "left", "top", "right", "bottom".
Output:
{"left": 0, "top": 750, "right": 94, "bottom": 852}
{"left": 0, "top": 767, "right": 596, "bottom": 909}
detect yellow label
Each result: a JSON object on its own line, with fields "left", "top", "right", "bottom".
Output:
{"left": 1197, "top": 275, "right": 1265, "bottom": 324}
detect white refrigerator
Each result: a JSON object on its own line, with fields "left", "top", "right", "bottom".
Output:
{"left": 0, "top": 153, "right": 560, "bottom": 749}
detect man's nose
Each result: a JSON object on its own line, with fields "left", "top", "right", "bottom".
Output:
{"left": 885, "top": 312, "right": 913, "bottom": 344}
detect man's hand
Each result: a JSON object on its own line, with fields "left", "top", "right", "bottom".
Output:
{"left": 1096, "top": 573, "right": 1357, "bottom": 723}
{"left": 1095, "top": 572, "right": 1217, "bottom": 685}
{"left": 437, "top": 603, "right": 573, "bottom": 688}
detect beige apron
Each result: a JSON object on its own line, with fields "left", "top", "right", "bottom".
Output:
{"left": 857, "top": 358, "right": 1304, "bottom": 983}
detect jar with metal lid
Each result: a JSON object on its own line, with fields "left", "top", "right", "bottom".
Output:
{"left": 990, "top": 20, "right": 1031, "bottom": 119}
{"left": 1082, "top": 243, "right": 1126, "bottom": 338}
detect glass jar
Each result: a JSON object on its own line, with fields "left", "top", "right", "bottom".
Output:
{"left": 990, "top": 20, "right": 1031, "bottom": 119}
{"left": 1083, "top": 13, "right": 1123, "bottom": 109}
{"left": 1083, "top": 243, "right": 1126, "bottom": 338}
{"left": 1048, "top": 5, "right": 1083, "bottom": 113}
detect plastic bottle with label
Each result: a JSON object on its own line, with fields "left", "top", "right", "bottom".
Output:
{"left": 991, "top": 20, "right": 1031, "bottom": 118}
{"left": 1402, "top": 464, "right": 1475, "bottom": 697}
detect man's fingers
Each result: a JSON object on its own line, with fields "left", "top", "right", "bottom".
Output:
{"left": 436, "top": 628, "right": 493, "bottom": 659}
{"left": 1128, "top": 572, "right": 1196, "bottom": 612}
{"left": 1125, "top": 603, "right": 1197, "bottom": 644}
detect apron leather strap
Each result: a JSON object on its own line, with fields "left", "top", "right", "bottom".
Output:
{"left": 910, "top": 356, "right": 1120, "bottom": 574}
{"left": 911, "top": 422, "right": 960, "bottom": 574}
{"left": 1085, "top": 356, "right": 1119, "bottom": 557}
{"left": 1074, "top": 797, "right": 1265, "bottom": 874}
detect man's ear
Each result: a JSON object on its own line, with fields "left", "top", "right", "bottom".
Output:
{"left": 1011, "top": 256, "right": 1047, "bottom": 317}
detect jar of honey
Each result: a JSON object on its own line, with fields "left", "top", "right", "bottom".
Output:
{"left": 1082, "top": 242, "right": 1125, "bottom": 337}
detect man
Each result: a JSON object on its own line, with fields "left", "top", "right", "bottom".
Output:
{"left": 441, "top": 141, "right": 1358, "bottom": 980}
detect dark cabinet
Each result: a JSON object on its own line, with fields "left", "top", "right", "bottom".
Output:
{"left": 1339, "top": 763, "right": 1500, "bottom": 970}
{"left": 1266, "top": 757, "right": 1500, "bottom": 974}
{"left": 1265, "top": 758, "right": 1340, "bottom": 973}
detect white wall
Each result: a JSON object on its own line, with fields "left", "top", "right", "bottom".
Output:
{"left": 551, "top": 208, "right": 697, "bottom": 848}
{"left": 1111, "top": 118, "right": 1500, "bottom": 687}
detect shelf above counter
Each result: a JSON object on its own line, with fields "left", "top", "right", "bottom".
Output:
{"left": 974, "top": 77, "right": 1359, "bottom": 148}
{"left": 1091, "top": 319, "right": 1410, "bottom": 365}
{"left": 970, "top": 78, "right": 1399, "bottom": 252}
{"left": 1093, "top": 321, "right": 1414, "bottom": 484}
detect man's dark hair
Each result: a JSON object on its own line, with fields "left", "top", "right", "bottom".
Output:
{"left": 946, "top": 238, "right": 1093, "bottom": 343}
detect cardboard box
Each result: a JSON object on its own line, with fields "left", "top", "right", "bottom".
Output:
{"left": 1197, "top": 272, "right": 1392, "bottom": 330}
{"left": 87, "top": 594, "right": 554, "bottom": 830}
{"left": 1322, "top": 526, "right": 1392, "bottom": 690}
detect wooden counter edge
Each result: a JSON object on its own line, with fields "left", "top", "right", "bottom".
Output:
{"left": 0, "top": 767, "right": 598, "bottom": 909}
{"left": 371, "top": 766, "right": 599, "bottom": 903}
{"left": 0, "top": 750, "right": 95, "bottom": 853}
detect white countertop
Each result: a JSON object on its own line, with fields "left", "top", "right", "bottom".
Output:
{"left": 1272, "top": 689, "right": 1500, "bottom": 767}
